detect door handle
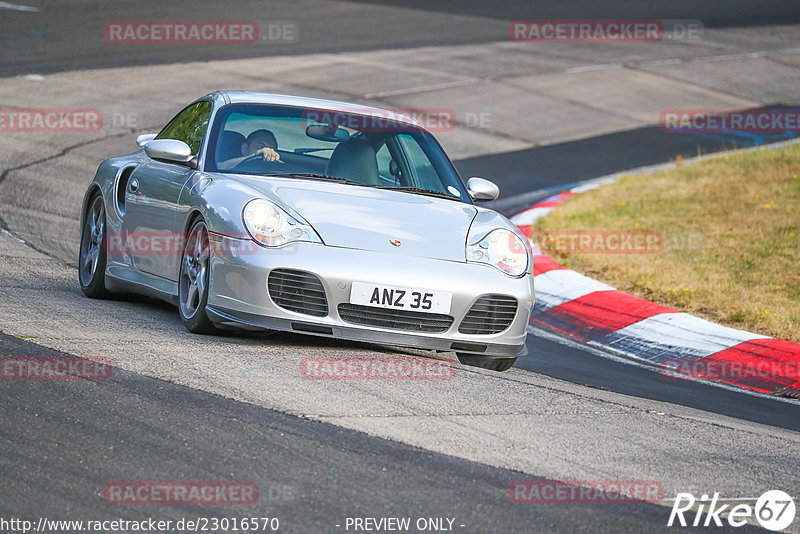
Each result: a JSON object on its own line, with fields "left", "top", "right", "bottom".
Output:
{"left": 129, "top": 178, "right": 139, "bottom": 193}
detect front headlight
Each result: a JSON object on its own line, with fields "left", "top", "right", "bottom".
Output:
{"left": 467, "top": 229, "right": 529, "bottom": 277}
{"left": 242, "top": 199, "right": 322, "bottom": 247}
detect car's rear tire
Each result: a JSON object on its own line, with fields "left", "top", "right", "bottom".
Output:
{"left": 178, "top": 217, "right": 217, "bottom": 334}
{"left": 456, "top": 354, "right": 516, "bottom": 372}
{"left": 78, "top": 192, "right": 111, "bottom": 299}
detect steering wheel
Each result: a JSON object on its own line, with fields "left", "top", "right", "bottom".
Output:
{"left": 232, "top": 153, "right": 285, "bottom": 171}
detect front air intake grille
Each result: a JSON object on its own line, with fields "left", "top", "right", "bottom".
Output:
{"left": 458, "top": 295, "right": 518, "bottom": 334}
{"left": 337, "top": 304, "right": 454, "bottom": 333}
{"left": 268, "top": 269, "right": 328, "bottom": 317}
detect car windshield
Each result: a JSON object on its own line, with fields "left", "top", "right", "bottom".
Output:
{"left": 205, "top": 103, "right": 470, "bottom": 201}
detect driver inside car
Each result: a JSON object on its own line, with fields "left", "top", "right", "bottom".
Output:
{"left": 219, "top": 129, "right": 280, "bottom": 169}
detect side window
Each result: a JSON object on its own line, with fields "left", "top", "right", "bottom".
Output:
{"left": 156, "top": 101, "right": 213, "bottom": 155}
{"left": 375, "top": 142, "right": 395, "bottom": 184}
{"left": 397, "top": 134, "right": 438, "bottom": 190}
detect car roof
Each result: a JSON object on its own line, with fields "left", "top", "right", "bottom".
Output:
{"left": 209, "top": 91, "right": 425, "bottom": 129}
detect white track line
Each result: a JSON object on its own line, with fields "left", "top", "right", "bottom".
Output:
{"left": 0, "top": 1, "right": 39, "bottom": 11}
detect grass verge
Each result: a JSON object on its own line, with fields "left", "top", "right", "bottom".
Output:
{"left": 532, "top": 142, "right": 800, "bottom": 342}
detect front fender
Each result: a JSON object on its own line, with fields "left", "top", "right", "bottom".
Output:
{"left": 176, "top": 172, "right": 257, "bottom": 239}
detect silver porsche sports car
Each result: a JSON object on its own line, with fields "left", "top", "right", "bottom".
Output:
{"left": 79, "top": 91, "right": 534, "bottom": 371}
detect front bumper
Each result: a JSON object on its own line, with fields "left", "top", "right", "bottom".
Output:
{"left": 206, "top": 236, "right": 534, "bottom": 358}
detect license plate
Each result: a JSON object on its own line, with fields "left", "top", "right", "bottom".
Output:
{"left": 350, "top": 282, "right": 452, "bottom": 314}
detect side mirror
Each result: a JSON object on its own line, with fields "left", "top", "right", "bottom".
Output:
{"left": 136, "top": 133, "right": 157, "bottom": 147}
{"left": 466, "top": 177, "right": 500, "bottom": 201}
{"left": 144, "top": 139, "right": 194, "bottom": 164}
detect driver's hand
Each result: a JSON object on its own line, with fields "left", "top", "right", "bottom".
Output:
{"left": 256, "top": 147, "right": 280, "bottom": 162}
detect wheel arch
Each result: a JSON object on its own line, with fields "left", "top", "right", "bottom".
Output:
{"left": 183, "top": 208, "right": 206, "bottom": 233}
{"left": 177, "top": 208, "right": 206, "bottom": 279}
{"left": 79, "top": 184, "right": 103, "bottom": 237}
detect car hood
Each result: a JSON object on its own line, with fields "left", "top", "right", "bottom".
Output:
{"left": 228, "top": 176, "right": 478, "bottom": 261}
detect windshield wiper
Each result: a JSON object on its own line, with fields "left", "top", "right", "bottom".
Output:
{"left": 376, "top": 186, "right": 461, "bottom": 201}
{"left": 293, "top": 148, "right": 335, "bottom": 154}
{"left": 270, "top": 173, "right": 370, "bottom": 187}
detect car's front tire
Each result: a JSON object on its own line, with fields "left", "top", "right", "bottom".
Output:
{"left": 456, "top": 354, "right": 516, "bottom": 372}
{"left": 78, "top": 192, "right": 110, "bottom": 299}
{"left": 178, "top": 217, "right": 217, "bottom": 334}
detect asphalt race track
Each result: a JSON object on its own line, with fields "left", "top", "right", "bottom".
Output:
{"left": 4, "top": 0, "right": 800, "bottom": 77}
{"left": 1, "top": 1, "right": 799, "bottom": 533}
{"left": 0, "top": 331, "right": 714, "bottom": 533}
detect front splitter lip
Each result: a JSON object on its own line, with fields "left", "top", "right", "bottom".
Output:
{"left": 206, "top": 305, "right": 528, "bottom": 358}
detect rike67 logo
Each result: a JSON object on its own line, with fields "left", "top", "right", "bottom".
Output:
{"left": 668, "top": 490, "right": 795, "bottom": 531}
